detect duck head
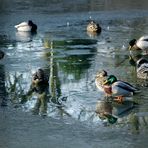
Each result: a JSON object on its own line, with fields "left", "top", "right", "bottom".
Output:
{"left": 102, "top": 75, "right": 117, "bottom": 95}
{"left": 28, "top": 20, "right": 37, "bottom": 32}
{"left": 95, "top": 70, "right": 107, "bottom": 78}
{"left": 32, "top": 68, "right": 48, "bottom": 85}
{"left": 28, "top": 20, "right": 33, "bottom": 26}
{"left": 103, "top": 75, "right": 117, "bottom": 85}
{"left": 129, "top": 39, "right": 137, "bottom": 50}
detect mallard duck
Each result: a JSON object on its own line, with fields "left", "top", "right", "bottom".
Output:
{"left": 87, "top": 21, "right": 101, "bottom": 33}
{"left": 95, "top": 70, "right": 108, "bottom": 92}
{"left": 128, "top": 52, "right": 148, "bottom": 79}
{"left": 129, "top": 36, "right": 148, "bottom": 52}
{"left": 103, "top": 75, "right": 140, "bottom": 102}
{"left": 136, "top": 58, "right": 148, "bottom": 79}
{"left": 15, "top": 20, "right": 37, "bottom": 32}
{"left": 32, "top": 69, "right": 49, "bottom": 85}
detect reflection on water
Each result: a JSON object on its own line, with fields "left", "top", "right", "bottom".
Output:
{"left": 96, "top": 98, "right": 136, "bottom": 125}
{"left": 1, "top": 0, "right": 148, "bottom": 147}
{"left": 3, "top": 5, "right": 148, "bottom": 124}
{"left": 15, "top": 31, "right": 34, "bottom": 42}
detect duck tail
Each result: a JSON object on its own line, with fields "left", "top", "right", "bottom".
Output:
{"left": 133, "top": 89, "right": 141, "bottom": 94}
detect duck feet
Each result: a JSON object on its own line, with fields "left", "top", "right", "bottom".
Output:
{"left": 114, "top": 96, "right": 124, "bottom": 103}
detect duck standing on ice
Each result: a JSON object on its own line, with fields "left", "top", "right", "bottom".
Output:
{"left": 103, "top": 75, "right": 140, "bottom": 103}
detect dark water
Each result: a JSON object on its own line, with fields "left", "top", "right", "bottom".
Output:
{"left": 0, "top": 0, "right": 148, "bottom": 148}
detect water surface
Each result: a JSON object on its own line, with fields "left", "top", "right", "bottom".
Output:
{"left": 0, "top": 0, "right": 148, "bottom": 148}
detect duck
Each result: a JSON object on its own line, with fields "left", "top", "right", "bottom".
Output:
{"left": 128, "top": 52, "right": 148, "bottom": 79}
{"left": 103, "top": 75, "right": 140, "bottom": 102}
{"left": 129, "top": 36, "right": 148, "bottom": 52}
{"left": 136, "top": 58, "right": 148, "bottom": 79}
{"left": 32, "top": 69, "right": 49, "bottom": 85}
{"left": 87, "top": 20, "right": 101, "bottom": 34}
{"left": 14, "top": 20, "right": 37, "bottom": 32}
{"left": 95, "top": 70, "right": 108, "bottom": 92}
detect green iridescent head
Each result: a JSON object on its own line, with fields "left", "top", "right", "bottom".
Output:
{"left": 104, "top": 75, "right": 117, "bottom": 85}
{"left": 105, "top": 114, "right": 118, "bottom": 124}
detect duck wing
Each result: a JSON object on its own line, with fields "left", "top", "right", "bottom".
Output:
{"left": 136, "top": 36, "right": 148, "bottom": 50}
{"left": 14, "top": 22, "right": 28, "bottom": 28}
{"left": 138, "top": 36, "right": 148, "bottom": 41}
{"left": 137, "top": 63, "right": 148, "bottom": 73}
{"left": 113, "top": 80, "right": 138, "bottom": 92}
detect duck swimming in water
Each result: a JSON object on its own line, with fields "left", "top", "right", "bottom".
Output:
{"left": 129, "top": 36, "right": 148, "bottom": 52}
{"left": 103, "top": 75, "right": 140, "bottom": 102}
{"left": 15, "top": 20, "right": 37, "bottom": 32}
{"left": 87, "top": 20, "right": 101, "bottom": 34}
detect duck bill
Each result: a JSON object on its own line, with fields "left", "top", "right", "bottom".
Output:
{"left": 103, "top": 80, "right": 108, "bottom": 85}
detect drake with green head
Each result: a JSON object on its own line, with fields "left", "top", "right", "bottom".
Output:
{"left": 129, "top": 36, "right": 148, "bottom": 53}
{"left": 15, "top": 20, "right": 37, "bottom": 33}
{"left": 103, "top": 75, "right": 140, "bottom": 102}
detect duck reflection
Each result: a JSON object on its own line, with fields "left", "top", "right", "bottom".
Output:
{"left": 95, "top": 97, "right": 136, "bottom": 124}
{"left": 87, "top": 31, "right": 98, "bottom": 38}
{"left": 96, "top": 99, "right": 117, "bottom": 124}
{"left": 15, "top": 31, "right": 37, "bottom": 42}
